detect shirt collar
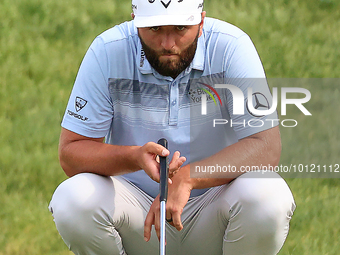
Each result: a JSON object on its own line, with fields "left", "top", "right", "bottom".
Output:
{"left": 190, "top": 32, "right": 205, "bottom": 71}
{"left": 136, "top": 32, "right": 206, "bottom": 75}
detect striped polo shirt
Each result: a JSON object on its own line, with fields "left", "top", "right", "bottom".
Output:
{"left": 61, "top": 17, "right": 278, "bottom": 198}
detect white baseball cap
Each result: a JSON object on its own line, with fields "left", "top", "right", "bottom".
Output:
{"left": 132, "top": 0, "right": 204, "bottom": 28}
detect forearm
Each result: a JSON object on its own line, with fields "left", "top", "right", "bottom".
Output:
{"left": 59, "top": 139, "right": 141, "bottom": 177}
{"left": 59, "top": 128, "right": 172, "bottom": 179}
{"left": 174, "top": 127, "right": 281, "bottom": 190}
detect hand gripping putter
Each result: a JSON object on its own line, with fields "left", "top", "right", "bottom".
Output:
{"left": 158, "top": 138, "right": 169, "bottom": 255}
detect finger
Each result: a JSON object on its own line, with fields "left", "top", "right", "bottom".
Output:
{"left": 166, "top": 210, "right": 172, "bottom": 223}
{"left": 154, "top": 206, "right": 161, "bottom": 241}
{"left": 169, "top": 156, "right": 186, "bottom": 177}
{"left": 171, "top": 210, "right": 183, "bottom": 231}
{"left": 139, "top": 144, "right": 166, "bottom": 182}
{"left": 169, "top": 151, "right": 180, "bottom": 173}
{"left": 148, "top": 162, "right": 161, "bottom": 182}
{"left": 144, "top": 211, "right": 155, "bottom": 242}
{"left": 169, "top": 152, "right": 186, "bottom": 170}
{"left": 174, "top": 156, "right": 186, "bottom": 169}
{"left": 146, "top": 143, "right": 170, "bottom": 182}
{"left": 145, "top": 142, "right": 170, "bottom": 157}
{"left": 169, "top": 151, "right": 180, "bottom": 164}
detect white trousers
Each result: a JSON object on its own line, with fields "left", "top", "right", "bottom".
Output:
{"left": 49, "top": 171, "right": 296, "bottom": 255}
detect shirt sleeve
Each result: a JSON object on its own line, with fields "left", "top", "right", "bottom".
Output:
{"left": 61, "top": 37, "right": 113, "bottom": 138}
{"left": 223, "top": 34, "right": 279, "bottom": 140}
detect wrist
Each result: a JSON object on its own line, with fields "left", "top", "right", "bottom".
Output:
{"left": 130, "top": 145, "right": 143, "bottom": 170}
{"left": 172, "top": 164, "right": 194, "bottom": 190}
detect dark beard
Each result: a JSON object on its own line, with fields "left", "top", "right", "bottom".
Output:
{"left": 139, "top": 30, "right": 199, "bottom": 79}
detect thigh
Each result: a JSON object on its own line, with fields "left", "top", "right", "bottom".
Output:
{"left": 49, "top": 173, "right": 160, "bottom": 255}
{"left": 112, "top": 176, "right": 161, "bottom": 255}
{"left": 168, "top": 186, "right": 229, "bottom": 255}
{"left": 178, "top": 171, "right": 295, "bottom": 255}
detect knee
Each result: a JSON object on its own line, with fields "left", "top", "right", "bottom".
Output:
{"left": 227, "top": 171, "right": 295, "bottom": 228}
{"left": 49, "top": 173, "right": 115, "bottom": 236}
{"left": 221, "top": 172, "right": 296, "bottom": 254}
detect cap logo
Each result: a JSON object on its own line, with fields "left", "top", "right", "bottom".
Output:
{"left": 147, "top": 0, "right": 185, "bottom": 7}
{"left": 187, "top": 15, "right": 194, "bottom": 21}
{"left": 161, "top": 0, "right": 171, "bottom": 8}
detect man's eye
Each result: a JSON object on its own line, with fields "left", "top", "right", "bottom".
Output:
{"left": 176, "top": 26, "right": 186, "bottom": 31}
{"left": 150, "top": 26, "right": 160, "bottom": 31}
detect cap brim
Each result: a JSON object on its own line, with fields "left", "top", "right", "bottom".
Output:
{"left": 134, "top": 13, "right": 202, "bottom": 28}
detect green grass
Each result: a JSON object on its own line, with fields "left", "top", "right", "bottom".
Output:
{"left": 0, "top": 0, "right": 339, "bottom": 254}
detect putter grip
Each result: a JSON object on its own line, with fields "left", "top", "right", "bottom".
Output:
{"left": 158, "top": 138, "right": 168, "bottom": 202}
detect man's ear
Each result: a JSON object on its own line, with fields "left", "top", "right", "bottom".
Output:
{"left": 198, "top": 11, "right": 206, "bottom": 37}
{"left": 131, "top": 13, "right": 135, "bottom": 19}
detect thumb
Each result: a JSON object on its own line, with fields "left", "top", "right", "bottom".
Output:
{"left": 145, "top": 142, "right": 170, "bottom": 157}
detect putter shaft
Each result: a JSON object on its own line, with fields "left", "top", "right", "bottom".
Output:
{"left": 158, "top": 138, "right": 169, "bottom": 255}
{"left": 160, "top": 201, "right": 166, "bottom": 255}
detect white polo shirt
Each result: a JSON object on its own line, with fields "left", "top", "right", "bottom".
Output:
{"left": 61, "top": 17, "right": 278, "bottom": 198}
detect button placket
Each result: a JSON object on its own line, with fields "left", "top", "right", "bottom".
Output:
{"left": 169, "top": 81, "right": 179, "bottom": 126}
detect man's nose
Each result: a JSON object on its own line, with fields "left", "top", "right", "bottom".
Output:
{"left": 160, "top": 33, "right": 176, "bottom": 51}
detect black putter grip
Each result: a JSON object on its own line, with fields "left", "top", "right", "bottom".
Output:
{"left": 158, "top": 138, "right": 168, "bottom": 202}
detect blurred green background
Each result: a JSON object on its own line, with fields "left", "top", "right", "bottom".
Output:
{"left": 0, "top": 0, "right": 339, "bottom": 254}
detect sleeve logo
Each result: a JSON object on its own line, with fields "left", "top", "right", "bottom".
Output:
{"left": 75, "top": 97, "right": 88, "bottom": 112}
